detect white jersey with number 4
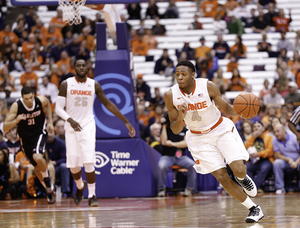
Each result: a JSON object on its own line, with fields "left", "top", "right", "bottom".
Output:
{"left": 171, "top": 78, "right": 221, "bottom": 131}
{"left": 65, "top": 77, "right": 95, "bottom": 131}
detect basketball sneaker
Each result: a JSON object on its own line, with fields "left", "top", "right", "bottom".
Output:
{"left": 88, "top": 195, "right": 100, "bottom": 207}
{"left": 245, "top": 205, "right": 264, "bottom": 223}
{"left": 235, "top": 174, "right": 257, "bottom": 197}
{"left": 44, "top": 177, "right": 56, "bottom": 204}
{"left": 74, "top": 180, "right": 87, "bottom": 205}
{"left": 46, "top": 185, "right": 56, "bottom": 204}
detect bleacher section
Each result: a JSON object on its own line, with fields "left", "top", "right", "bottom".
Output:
{"left": 4, "top": 0, "right": 300, "bottom": 100}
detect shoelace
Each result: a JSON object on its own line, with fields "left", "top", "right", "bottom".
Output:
{"left": 248, "top": 206, "right": 260, "bottom": 217}
{"left": 238, "top": 177, "right": 254, "bottom": 190}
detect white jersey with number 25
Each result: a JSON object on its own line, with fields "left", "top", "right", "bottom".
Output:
{"left": 65, "top": 77, "right": 95, "bottom": 131}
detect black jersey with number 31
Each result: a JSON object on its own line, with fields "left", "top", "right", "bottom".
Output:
{"left": 17, "top": 97, "right": 46, "bottom": 139}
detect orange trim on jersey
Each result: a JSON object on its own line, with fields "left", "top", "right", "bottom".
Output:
{"left": 190, "top": 116, "right": 223, "bottom": 134}
{"left": 75, "top": 76, "right": 87, "bottom": 84}
{"left": 179, "top": 79, "right": 196, "bottom": 96}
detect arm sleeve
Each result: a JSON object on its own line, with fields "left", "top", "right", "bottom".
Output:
{"left": 55, "top": 96, "right": 70, "bottom": 121}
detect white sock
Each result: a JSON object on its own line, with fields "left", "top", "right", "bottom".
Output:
{"left": 88, "top": 183, "right": 95, "bottom": 198}
{"left": 41, "top": 170, "right": 49, "bottom": 178}
{"left": 74, "top": 178, "right": 84, "bottom": 190}
{"left": 241, "top": 196, "right": 256, "bottom": 209}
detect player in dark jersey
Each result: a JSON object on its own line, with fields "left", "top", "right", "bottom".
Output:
{"left": 3, "top": 87, "right": 55, "bottom": 204}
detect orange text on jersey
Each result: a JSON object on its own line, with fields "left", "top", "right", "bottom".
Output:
{"left": 177, "top": 101, "right": 207, "bottom": 111}
{"left": 70, "top": 90, "right": 92, "bottom": 96}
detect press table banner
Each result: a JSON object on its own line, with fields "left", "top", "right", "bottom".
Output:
{"left": 74, "top": 138, "right": 160, "bottom": 198}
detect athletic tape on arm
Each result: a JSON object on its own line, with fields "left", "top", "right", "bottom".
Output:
{"left": 55, "top": 96, "right": 70, "bottom": 121}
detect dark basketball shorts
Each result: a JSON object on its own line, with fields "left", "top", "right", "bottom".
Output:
{"left": 20, "top": 132, "right": 48, "bottom": 166}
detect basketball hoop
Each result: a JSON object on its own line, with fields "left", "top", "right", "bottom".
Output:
{"left": 58, "top": 0, "right": 86, "bottom": 25}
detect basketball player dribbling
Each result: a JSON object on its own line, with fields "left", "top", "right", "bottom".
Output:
{"left": 3, "top": 87, "right": 56, "bottom": 204}
{"left": 55, "top": 59, "right": 136, "bottom": 206}
{"left": 164, "top": 61, "right": 264, "bottom": 223}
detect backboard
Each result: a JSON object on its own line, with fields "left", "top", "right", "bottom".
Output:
{"left": 11, "top": 0, "right": 142, "bottom": 6}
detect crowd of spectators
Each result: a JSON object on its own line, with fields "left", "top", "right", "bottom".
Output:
{"left": 0, "top": 0, "right": 300, "bottom": 200}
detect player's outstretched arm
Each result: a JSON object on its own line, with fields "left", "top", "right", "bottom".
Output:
{"left": 3, "top": 102, "right": 25, "bottom": 133}
{"left": 207, "top": 81, "right": 238, "bottom": 117}
{"left": 38, "top": 95, "right": 53, "bottom": 132}
{"left": 164, "top": 89, "right": 185, "bottom": 135}
{"left": 95, "top": 81, "right": 136, "bottom": 138}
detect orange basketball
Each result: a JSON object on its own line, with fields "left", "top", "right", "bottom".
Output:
{"left": 233, "top": 92, "right": 260, "bottom": 119}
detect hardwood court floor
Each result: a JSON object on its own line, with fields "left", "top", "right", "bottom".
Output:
{"left": 0, "top": 192, "right": 300, "bottom": 228}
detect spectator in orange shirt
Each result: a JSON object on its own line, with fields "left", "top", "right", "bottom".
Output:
{"left": 0, "top": 24, "right": 19, "bottom": 46}
{"left": 132, "top": 33, "right": 149, "bottom": 56}
{"left": 143, "top": 28, "right": 157, "bottom": 49}
{"left": 56, "top": 51, "right": 70, "bottom": 72}
{"left": 21, "top": 33, "right": 36, "bottom": 59}
{"left": 223, "top": 0, "right": 239, "bottom": 12}
{"left": 79, "top": 27, "right": 95, "bottom": 52}
{"left": 273, "top": 9, "right": 292, "bottom": 32}
{"left": 194, "top": 36, "right": 212, "bottom": 59}
{"left": 31, "top": 19, "right": 47, "bottom": 41}
{"left": 27, "top": 49, "right": 43, "bottom": 71}
{"left": 227, "top": 55, "right": 238, "bottom": 72}
{"left": 42, "top": 24, "right": 63, "bottom": 46}
{"left": 50, "top": 7, "right": 67, "bottom": 31}
{"left": 20, "top": 63, "right": 38, "bottom": 89}
{"left": 287, "top": 50, "right": 300, "bottom": 75}
{"left": 228, "top": 67, "right": 247, "bottom": 91}
{"left": 47, "top": 64, "right": 61, "bottom": 88}
{"left": 137, "top": 104, "right": 149, "bottom": 127}
{"left": 230, "top": 35, "right": 247, "bottom": 59}
{"left": 200, "top": 0, "right": 218, "bottom": 18}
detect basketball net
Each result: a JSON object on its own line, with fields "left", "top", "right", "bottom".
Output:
{"left": 58, "top": 0, "right": 86, "bottom": 25}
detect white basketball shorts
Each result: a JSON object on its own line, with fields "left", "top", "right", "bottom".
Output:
{"left": 186, "top": 117, "right": 249, "bottom": 174}
{"left": 65, "top": 120, "right": 96, "bottom": 168}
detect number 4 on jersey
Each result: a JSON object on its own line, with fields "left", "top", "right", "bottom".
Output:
{"left": 192, "top": 111, "right": 202, "bottom": 121}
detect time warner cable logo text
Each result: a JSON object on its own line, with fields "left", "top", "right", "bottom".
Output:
{"left": 95, "top": 151, "right": 140, "bottom": 175}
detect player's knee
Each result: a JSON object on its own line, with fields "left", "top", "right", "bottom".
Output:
{"left": 84, "top": 163, "right": 95, "bottom": 183}
{"left": 230, "top": 161, "right": 247, "bottom": 177}
{"left": 84, "top": 163, "right": 95, "bottom": 173}
{"left": 233, "top": 165, "right": 247, "bottom": 178}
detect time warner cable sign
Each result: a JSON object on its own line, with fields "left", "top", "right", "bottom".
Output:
{"left": 95, "top": 151, "right": 140, "bottom": 175}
